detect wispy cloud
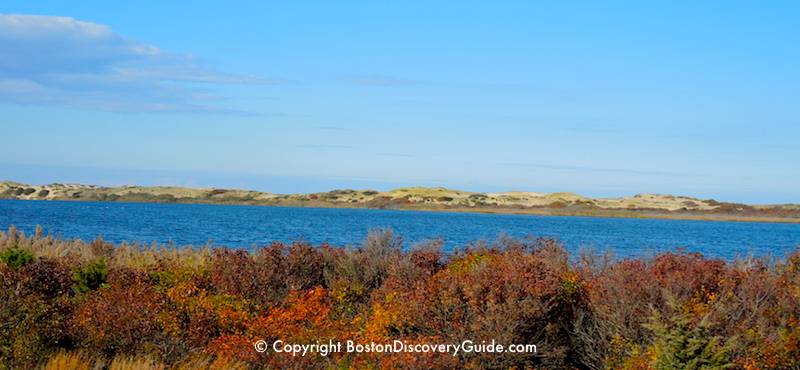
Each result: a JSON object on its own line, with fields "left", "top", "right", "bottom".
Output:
{"left": 657, "top": 124, "right": 791, "bottom": 140}
{"left": 340, "top": 76, "right": 410, "bottom": 85}
{"left": 0, "top": 14, "right": 282, "bottom": 114}
{"left": 504, "top": 162, "right": 701, "bottom": 177}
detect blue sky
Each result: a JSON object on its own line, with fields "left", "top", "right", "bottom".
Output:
{"left": 1, "top": 1, "right": 798, "bottom": 204}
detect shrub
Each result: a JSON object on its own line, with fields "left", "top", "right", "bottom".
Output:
{"left": 74, "top": 258, "right": 108, "bottom": 294}
{"left": 21, "top": 259, "right": 75, "bottom": 298}
{"left": 388, "top": 245, "right": 600, "bottom": 369}
{"left": 3, "top": 228, "right": 800, "bottom": 368}
{"left": 73, "top": 282, "right": 175, "bottom": 359}
{"left": 648, "top": 307, "right": 734, "bottom": 369}
{"left": 587, "top": 250, "right": 730, "bottom": 351}
{"left": 0, "top": 281, "right": 73, "bottom": 367}
{"left": 284, "top": 242, "right": 328, "bottom": 289}
{"left": 210, "top": 248, "right": 270, "bottom": 304}
{"left": 378, "top": 238, "right": 445, "bottom": 294}
{"left": 0, "top": 245, "right": 34, "bottom": 269}
{"left": 546, "top": 201, "right": 568, "bottom": 208}
{"left": 324, "top": 229, "right": 403, "bottom": 317}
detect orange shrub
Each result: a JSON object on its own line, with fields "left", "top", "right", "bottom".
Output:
{"left": 163, "top": 279, "right": 256, "bottom": 347}
{"left": 206, "top": 286, "right": 343, "bottom": 368}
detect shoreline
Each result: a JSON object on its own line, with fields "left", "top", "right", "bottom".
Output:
{"left": 439, "top": 206, "right": 800, "bottom": 224}
{"left": 3, "top": 196, "right": 799, "bottom": 224}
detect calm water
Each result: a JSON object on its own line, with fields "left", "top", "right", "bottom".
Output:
{"left": 1, "top": 199, "right": 798, "bottom": 259}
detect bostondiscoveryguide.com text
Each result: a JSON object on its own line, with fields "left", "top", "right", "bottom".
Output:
{"left": 255, "top": 339, "right": 537, "bottom": 357}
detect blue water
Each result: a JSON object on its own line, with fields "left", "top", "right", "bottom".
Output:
{"left": 1, "top": 199, "right": 798, "bottom": 259}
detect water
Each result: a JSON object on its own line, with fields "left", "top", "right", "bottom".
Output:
{"left": 1, "top": 199, "right": 798, "bottom": 259}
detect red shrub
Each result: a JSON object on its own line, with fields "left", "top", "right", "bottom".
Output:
{"left": 385, "top": 247, "right": 598, "bottom": 368}
{"left": 73, "top": 282, "right": 176, "bottom": 358}
{"left": 20, "top": 258, "right": 75, "bottom": 298}
{"left": 210, "top": 242, "right": 328, "bottom": 306}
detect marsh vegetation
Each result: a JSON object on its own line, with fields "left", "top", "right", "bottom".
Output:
{"left": 1, "top": 226, "right": 799, "bottom": 368}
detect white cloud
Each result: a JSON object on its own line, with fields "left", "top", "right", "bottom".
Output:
{"left": 0, "top": 14, "right": 280, "bottom": 114}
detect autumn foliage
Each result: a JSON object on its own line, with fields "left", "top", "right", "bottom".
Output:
{"left": 1, "top": 225, "right": 799, "bottom": 368}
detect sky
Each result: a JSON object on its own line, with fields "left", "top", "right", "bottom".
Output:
{"left": 0, "top": 1, "right": 798, "bottom": 204}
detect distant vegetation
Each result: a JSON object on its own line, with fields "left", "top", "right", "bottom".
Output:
{"left": 1, "top": 181, "right": 799, "bottom": 223}
{"left": 1, "top": 226, "right": 800, "bottom": 368}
